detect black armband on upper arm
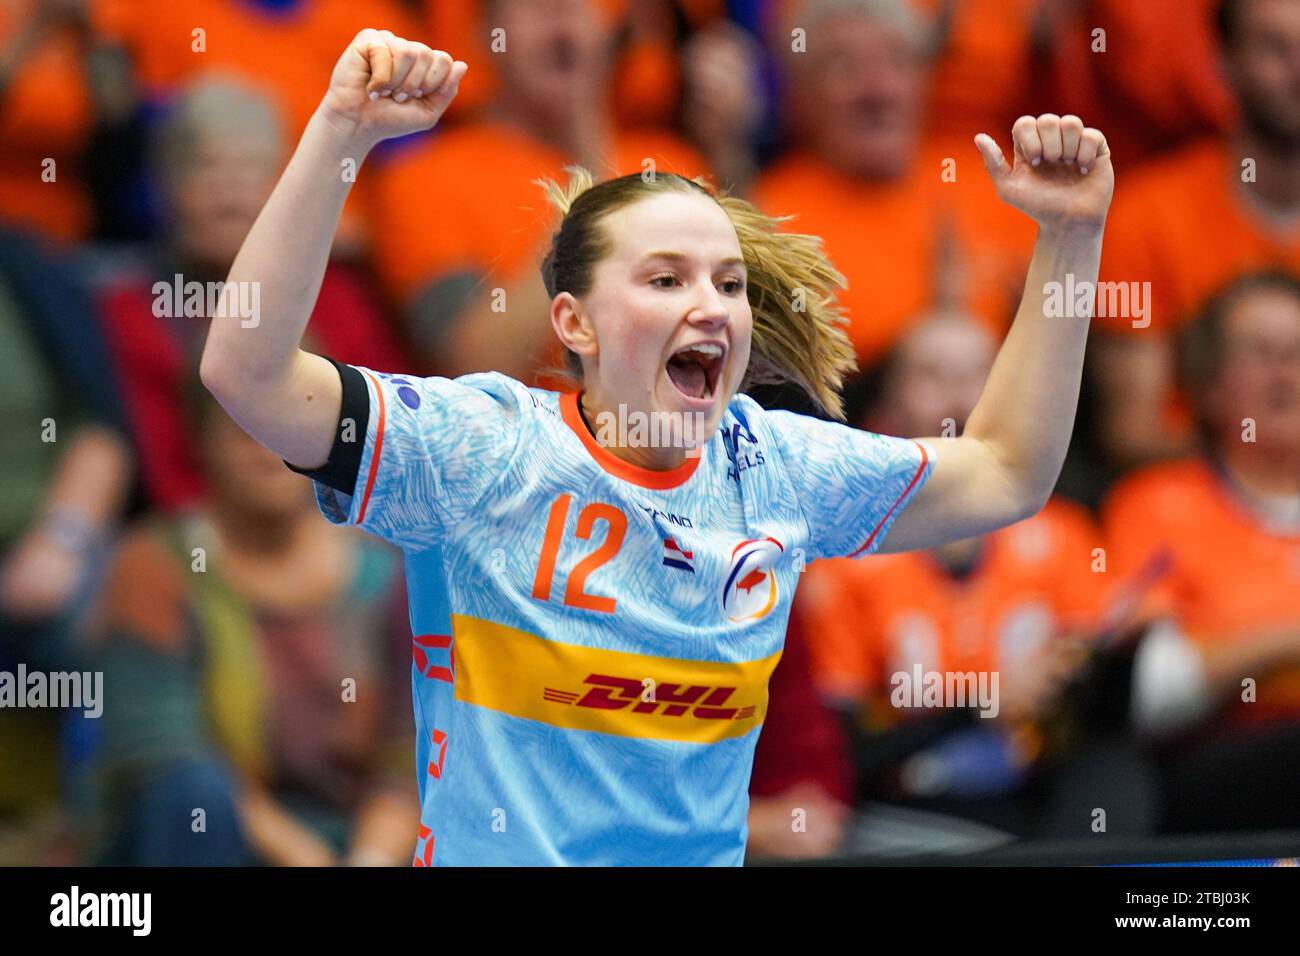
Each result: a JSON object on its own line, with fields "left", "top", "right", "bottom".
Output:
{"left": 283, "top": 356, "right": 370, "bottom": 497}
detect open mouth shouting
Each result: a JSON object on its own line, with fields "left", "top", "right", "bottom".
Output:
{"left": 666, "top": 340, "right": 726, "bottom": 407}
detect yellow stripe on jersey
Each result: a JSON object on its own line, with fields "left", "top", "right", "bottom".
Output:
{"left": 451, "top": 614, "right": 782, "bottom": 743}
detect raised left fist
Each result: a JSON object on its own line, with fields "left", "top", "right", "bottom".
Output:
{"left": 975, "top": 114, "right": 1113, "bottom": 232}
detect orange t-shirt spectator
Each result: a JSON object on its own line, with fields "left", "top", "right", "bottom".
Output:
{"left": 419, "top": 0, "right": 723, "bottom": 130}
{"left": 90, "top": 0, "right": 419, "bottom": 139}
{"left": 1103, "top": 270, "right": 1300, "bottom": 731}
{"left": 798, "top": 498, "right": 1106, "bottom": 723}
{"left": 1047, "top": 0, "right": 1233, "bottom": 165}
{"left": 1104, "top": 460, "right": 1300, "bottom": 728}
{"left": 757, "top": 0, "right": 1035, "bottom": 369}
{"left": 370, "top": 122, "right": 707, "bottom": 309}
{"left": 914, "top": 0, "right": 1047, "bottom": 151}
{"left": 756, "top": 145, "right": 1034, "bottom": 368}
{"left": 89, "top": 0, "right": 421, "bottom": 251}
{"left": 0, "top": 0, "right": 95, "bottom": 241}
{"left": 766, "top": 0, "right": 1053, "bottom": 170}
{"left": 1100, "top": 142, "right": 1300, "bottom": 340}
{"left": 1088, "top": 0, "right": 1300, "bottom": 470}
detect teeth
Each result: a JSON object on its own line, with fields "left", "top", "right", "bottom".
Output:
{"left": 677, "top": 343, "right": 722, "bottom": 359}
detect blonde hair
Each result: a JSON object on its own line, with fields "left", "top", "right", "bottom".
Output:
{"left": 536, "top": 166, "right": 858, "bottom": 419}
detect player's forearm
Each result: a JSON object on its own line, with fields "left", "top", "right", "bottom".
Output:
{"left": 200, "top": 106, "right": 367, "bottom": 393}
{"left": 963, "top": 223, "right": 1103, "bottom": 513}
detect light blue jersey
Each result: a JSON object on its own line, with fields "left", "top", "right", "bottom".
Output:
{"left": 310, "top": 367, "right": 932, "bottom": 865}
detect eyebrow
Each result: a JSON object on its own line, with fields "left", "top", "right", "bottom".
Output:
{"left": 641, "top": 250, "right": 747, "bottom": 271}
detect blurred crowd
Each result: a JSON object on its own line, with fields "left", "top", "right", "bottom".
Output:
{"left": 0, "top": 0, "right": 1296, "bottom": 865}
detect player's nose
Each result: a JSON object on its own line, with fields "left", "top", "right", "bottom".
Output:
{"left": 684, "top": 279, "right": 731, "bottom": 328}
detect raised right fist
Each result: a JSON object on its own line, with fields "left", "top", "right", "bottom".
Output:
{"left": 319, "top": 29, "right": 468, "bottom": 149}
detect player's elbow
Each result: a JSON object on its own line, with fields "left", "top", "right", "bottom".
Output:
{"left": 1012, "top": 486, "right": 1051, "bottom": 524}
{"left": 1002, "top": 468, "right": 1056, "bottom": 525}
{"left": 973, "top": 439, "right": 1053, "bottom": 526}
{"left": 199, "top": 338, "right": 263, "bottom": 401}
{"left": 199, "top": 344, "right": 235, "bottom": 402}
{"left": 979, "top": 487, "right": 1048, "bottom": 536}
{"left": 199, "top": 341, "right": 263, "bottom": 411}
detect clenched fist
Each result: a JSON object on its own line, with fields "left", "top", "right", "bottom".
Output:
{"left": 975, "top": 114, "right": 1114, "bottom": 233}
{"left": 319, "top": 29, "right": 468, "bottom": 150}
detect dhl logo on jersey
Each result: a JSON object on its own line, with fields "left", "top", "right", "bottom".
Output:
{"left": 451, "top": 614, "right": 781, "bottom": 743}
{"left": 543, "top": 674, "right": 758, "bottom": 720}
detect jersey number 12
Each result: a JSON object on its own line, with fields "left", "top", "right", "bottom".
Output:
{"left": 531, "top": 494, "right": 626, "bottom": 614}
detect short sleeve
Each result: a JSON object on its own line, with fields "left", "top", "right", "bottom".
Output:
{"left": 311, "top": 366, "right": 530, "bottom": 551}
{"left": 761, "top": 408, "right": 933, "bottom": 561}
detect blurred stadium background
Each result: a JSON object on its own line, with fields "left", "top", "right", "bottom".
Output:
{"left": 0, "top": 0, "right": 1298, "bottom": 866}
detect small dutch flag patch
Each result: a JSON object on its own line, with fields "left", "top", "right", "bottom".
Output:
{"left": 662, "top": 537, "right": 695, "bottom": 574}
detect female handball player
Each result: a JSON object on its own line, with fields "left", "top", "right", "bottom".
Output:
{"left": 200, "top": 30, "right": 1114, "bottom": 865}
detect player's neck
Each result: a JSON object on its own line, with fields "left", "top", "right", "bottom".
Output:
{"left": 577, "top": 392, "right": 692, "bottom": 472}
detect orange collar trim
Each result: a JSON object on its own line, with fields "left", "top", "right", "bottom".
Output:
{"left": 559, "top": 391, "right": 703, "bottom": 490}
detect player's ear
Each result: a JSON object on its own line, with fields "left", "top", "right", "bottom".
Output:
{"left": 550, "top": 291, "right": 598, "bottom": 363}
